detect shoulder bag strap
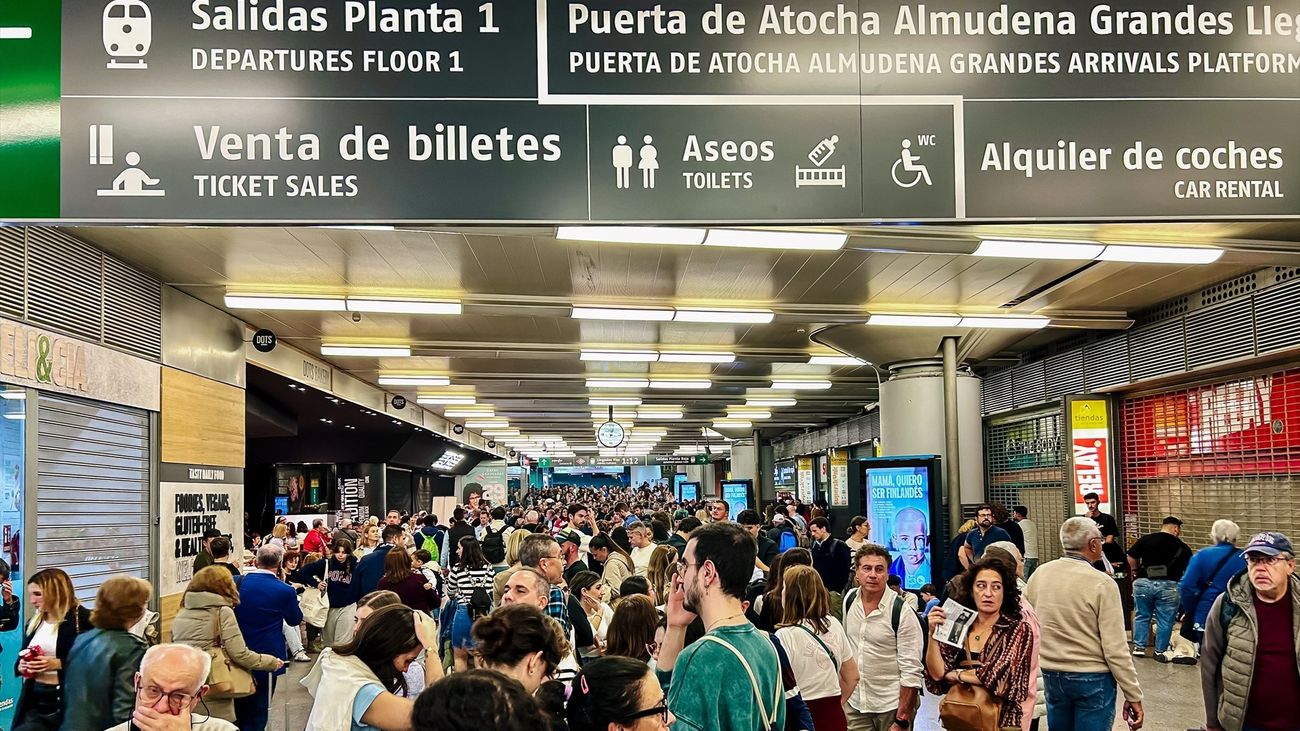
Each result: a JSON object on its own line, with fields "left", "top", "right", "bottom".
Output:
{"left": 700, "top": 634, "right": 778, "bottom": 728}
{"left": 209, "top": 608, "right": 224, "bottom": 649}
{"left": 795, "top": 624, "right": 839, "bottom": 672}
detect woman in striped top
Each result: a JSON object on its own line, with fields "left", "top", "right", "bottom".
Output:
{"left": 449, "top": 536, "right": 495, "bottom": 672}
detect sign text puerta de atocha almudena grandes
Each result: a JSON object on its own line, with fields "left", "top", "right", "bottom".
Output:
{"left": 1, "top": 0, "right": 1298, "bottom": 223}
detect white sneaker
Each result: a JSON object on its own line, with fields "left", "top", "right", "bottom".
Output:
{"left": 1132, "top": 647, "right": 1146, "bottom": 657}
{"left": 293, "top": 650, "right": 311, "bottom": 662}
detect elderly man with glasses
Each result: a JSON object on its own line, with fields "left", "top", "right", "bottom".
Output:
{"left": 105, "top": 643, "right": 235, "bottom": 731}
{"left": 1202, "top": 531, "right": 1300, "bottom": 731}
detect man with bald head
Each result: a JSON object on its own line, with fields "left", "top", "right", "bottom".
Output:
{"left": 499, "top": 567, "right": 550, "bottom": 611}
{"left": 106, "top": 643, "right": 236, "bottom": 730}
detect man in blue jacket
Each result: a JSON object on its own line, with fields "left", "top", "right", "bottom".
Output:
{"left": 234, "top": 544, "right": 303, "bottom": 731}
{"left": 1176, "top": 518, "right": 1248, "bottom": 664}
{"left": 353, "top": 523, "right": 406, "bottom": 596}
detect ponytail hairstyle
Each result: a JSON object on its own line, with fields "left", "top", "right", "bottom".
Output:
{"left": 471, "top": 603, "right": 567, "bottom": 673}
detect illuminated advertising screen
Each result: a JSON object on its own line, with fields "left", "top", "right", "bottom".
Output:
{"left": 721, "top": 480, "right": 752, "bottom": 521}
{"left": 673, "top": 473, "right": 689, "bottom": 500}
{"left": 679, "top": 481, "right": 699, "bottom": 503}
{"left": 864, "top": 462, "right": 937, "bottom": 591}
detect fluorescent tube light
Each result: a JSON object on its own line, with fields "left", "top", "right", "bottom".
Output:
{"left": 378, "top": 375, "right": 450, "bottom": 386}
{"left": 0, "top": 392, "right": 25, "bottom": 400}
{"left": 465, "top": 420, "right": 509, "bottom": 429}
{"left": 445, "top": 408, "right": 495, "bottom": 418}
{"left": 590, "top": 397, "right": 643, "bottom": 406}
{"left": 727, "top": 410, "right": 772, "bottom": 419}
{"left": 481, "top": 429, "right": 520, "bottom": 437}
{"left": 746, "top": 397, "right": 796, "bottom": 407}
{"left": 346, "top": 298, "right": 462, "bottom": 315}
{"left": 658, "top": 351, "right": 735, "bottom": 363}
{"left": 572, "top": 446, "right": 599, "bottom": 453}
{"left": 321, "top": 344, "right": 411, "bottom": 357}
{"left": 973, "top": 239, "right": 1104, "bottom": 260}
{"left": 703, "top": 229, "right": 847, "bottom": 251}
{"left": 958, "top": 316, "right": 1050, "bottom": 329}
{"left": 1098, "top": 244, "right": 1223, "bottom": 264}
{"left": 415, "top": 395, "right": 476, "bottom": 405}
{"left": 674, "top": 309, "right": 775, "bottom": 324}
{"left": 626, "top": 435, "right": 662, "bottom": 443}
{"left": 3, "top": 413, "right": 25, "bottom": 420}
{"left": 572, "top": 306, "right": 674, "bottom": 321}
{"left": 770, "top": 380, "right": 833, "bottom": 390}
{"left": 319, "top": 225, "right": 396, "bottom": 231}
{"left": 638, "top": 410, "right": 683, "bottom": 420}
{"left": 649, "top": 379, "right": 712, "bottom": 389}
{"left": 713, "top": 419, "right": 752, "bottom": 429}
{"left": 556, "top": 226, "right": 708, "bottom": 246}
{"left": 867, "top": 314, "right": 961, "bottom": 327}
{"left": 586, "top": 378, "right": 650, "bottom": 389}
{"left": 807, "top": 355, "right": 867, "bottom": 366}
{"left": 226, "top": 294, "right": 346, "bottom": 311}
{"left": 631, "top": 427, "right": 668, "bottom": 435}
{"left": 526, "top": 435, "right": 563, "bottom": 442}
{"left": 581, "top": 350, "right": 660, "bottom": 362}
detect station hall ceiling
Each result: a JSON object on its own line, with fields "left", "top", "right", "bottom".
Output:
{"left": 70, "top": 221, "right": 1300, "bottom": 448}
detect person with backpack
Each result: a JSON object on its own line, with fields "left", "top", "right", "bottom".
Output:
{"left": 447, "top": 536, "right": 496, "bottom": 673}
{"left": 480, "top": 507, "right": 511, "bottom": 573}
{"left": 414, "top": 515, "right": 445, "bottom": 566}
{"left": 842, "top": 544, "right": 924, "bottom": 731}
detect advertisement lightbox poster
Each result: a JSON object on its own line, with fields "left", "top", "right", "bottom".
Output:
{"left": 864, "top": 459, "right": 940, "bottom": 591}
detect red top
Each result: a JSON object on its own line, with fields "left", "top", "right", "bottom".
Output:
{"left": 302, "top": 528, "right": 328, "bottom": 556}
{"left": 1245, "top": 589, "right": 1300, "bottom": 730}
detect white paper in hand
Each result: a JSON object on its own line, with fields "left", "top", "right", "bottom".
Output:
{"left": 935, "top": 598, "right": 978, "bottom": 648}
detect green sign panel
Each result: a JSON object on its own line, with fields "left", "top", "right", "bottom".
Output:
{"left": 0, "top": 0, "right": 60, "bottom": 218}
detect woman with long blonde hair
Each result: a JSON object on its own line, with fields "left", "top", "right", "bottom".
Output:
{"left": 646, "top": 544, "right": 678, "bottom": 603}
{"left": 774, "top": 565, "right": 859, "bottom": 731}
{"left": 12, "top": 568, "right": 90, "bottom": 731}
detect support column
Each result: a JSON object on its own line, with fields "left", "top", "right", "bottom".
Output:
{"left": 942, "top": 337, "right": 962, "bottom": 539}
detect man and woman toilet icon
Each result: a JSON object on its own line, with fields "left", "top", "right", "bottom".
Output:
{"left": 612, "top": 135, "right": 658, "bottom": 190}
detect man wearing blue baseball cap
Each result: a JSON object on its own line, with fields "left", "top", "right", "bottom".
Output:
{"left": 1201, "top": 531, "right": 1299, "bottom": 731}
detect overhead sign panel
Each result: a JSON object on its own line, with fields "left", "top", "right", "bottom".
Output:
{"left": 1, "top": 0, "right": 1297, "bottom": 222}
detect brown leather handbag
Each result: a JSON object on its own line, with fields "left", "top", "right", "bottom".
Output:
{"left": 938, "top": 660, "right": 1001, "bottom": 731}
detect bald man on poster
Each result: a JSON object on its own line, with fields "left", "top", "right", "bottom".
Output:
{"left": 890, "top": 507, "right": 932, "bottom": 590}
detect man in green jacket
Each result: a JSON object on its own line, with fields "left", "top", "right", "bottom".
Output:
{"left": 192, "top": 527, "right": 223, "bottom": 573}
{"left": 1202, "top": 531, "right": 1300, "bottom": 731}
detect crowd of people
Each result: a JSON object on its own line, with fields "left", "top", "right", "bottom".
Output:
{"left": 1, "top": 485, "right": 1296, "bottom": 731}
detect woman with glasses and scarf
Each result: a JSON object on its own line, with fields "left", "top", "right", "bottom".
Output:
{"left": 566, "top": 655, "right": 675, "bottom": 731}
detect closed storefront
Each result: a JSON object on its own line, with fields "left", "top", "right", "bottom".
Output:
{"left": 984, "top": 407, "right": 1068, "bottom": 563}
{"left": 37, "top": 393, "right": 153, "bottom": 604}
{"left": 1121, "top": 366, "right": 1300, "bottom": 549}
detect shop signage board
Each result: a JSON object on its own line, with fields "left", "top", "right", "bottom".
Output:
{"left": 796, "top": 456, "right": 815, "bottom": 503}
{"left": 2, "top": 0, "right": 1298, "bottom": 222}
{"left": 462, "top": 459, "right": 508, "bottom": 506}
{"left": 1065, "top": 395, "right": 1114, "bottom": 515}
{"left": 0, "top": 316, "right": 161, "bottom": 411}
{"left": 829, "top": 448, "right": 849, "bottom": 507}
{"left": 159, "top": 475, "right": 243, "bottom": 597}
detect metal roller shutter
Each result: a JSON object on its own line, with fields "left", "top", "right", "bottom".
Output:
{"left": 1121, "top": 367, "right": 1300, "bottom": 551}
{"left": 984, "top": 408, "right": 1068, "bottom": 563}
{"left": 37, "top": 393, "right": 152, "bottom": 605}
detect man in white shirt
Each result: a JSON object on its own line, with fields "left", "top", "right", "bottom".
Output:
{"left": 108, "top": 643, "right": 236, "bottom": 730}
{"left": 628, "top": 522, "right": 656, "bottom": 577}
{"left": 1014, "top": 505, "right": 1040, "bottom": 576}
{"left": 843, "top": 544, "right": 924, "bottom": 731}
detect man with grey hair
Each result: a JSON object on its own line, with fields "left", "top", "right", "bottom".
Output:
{"left": 1025, "top": 517, "right": 1143, "bottom": 731}
{"left": 1177, "top": 519, "right": 1247, "bottom": 664}
{"left": 106, "top": 643, "right": 235, "bottom": 730}
{"left": 233, "top": 544, "right": 302, "bottom": 730}
{"left": 1202, "top": 531, "right": 1299, "bottom": 731}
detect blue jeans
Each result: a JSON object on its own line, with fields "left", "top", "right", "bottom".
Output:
{"left": 1133, "top": 578, "right": 1179, "bottom": 652}
{"left": 234, "top": 672, "right": 278, "bottom": 731}
{"left": 1043, "top": 671, "right": 1116, "bottom": 731}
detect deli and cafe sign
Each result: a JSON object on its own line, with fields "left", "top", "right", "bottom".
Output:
{"left": 0, "top": 321, "right": 89, "bottom": 392}
{"left": 1067, "top": 395, "right": 1113, "bottom": 514}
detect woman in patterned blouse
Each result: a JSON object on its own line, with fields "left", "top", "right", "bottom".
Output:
{"left": 924, "top": 557, "right": 1036, "bottom": 731}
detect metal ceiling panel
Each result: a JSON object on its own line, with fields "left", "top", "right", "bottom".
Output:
{"left": 1186, "top": 299, "right": 1255, "bottom": 369}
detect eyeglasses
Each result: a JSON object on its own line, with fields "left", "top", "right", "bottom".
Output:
{"left": 621, "top": 699, "right": 669, "bottom": 724}
{"left": 1246, "top": 554, "right": 1286, "bottom": 566}
{"left": 676, "top": 560, "right": 702, "bottom": 574}
{"left": 136, "top": 680, "right": 199, "bottom": 712}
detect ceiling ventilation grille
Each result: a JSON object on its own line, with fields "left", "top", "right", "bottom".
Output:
{"left": 1044, "top": 348, "right": 1085, "bottom": 400}
{"left": 1083, "top": 335, "right": 1130, "bottom": 392}
{"left": 1011, "top": 360, "right": 1047, "bottom": 408}
{"left": 5, "top": 227, "right": 163, "bottom": 361}
{"left": 1127, "top": 319, "right": 1187, "bottom": 381}
{"left": 1133, "top": 296, "right": 1189, "bottom": 327}
{"left": 1254, "top": 278, "right": 1300, "bottom": 355}
{"left": 772, "top": 410, "right": 881, "bottom": 460}
{"left": 1199, "top": 272, "right": 1257, "bottom": 307}
{"left": 0, "top": 228, "right": 26, "bottom": 319}
{"left": 981, "top": 369, "right": 1013, "bottom": 414}
{"left": 1186, "top": 298, "right": 1254, "bottom": 368}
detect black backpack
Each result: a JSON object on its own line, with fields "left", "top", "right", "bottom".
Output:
{"left": 469, "top": 585, "right": 494, "bottom": 619}
{"left": 482, "top": 525, "right": 507, "bottom": 564}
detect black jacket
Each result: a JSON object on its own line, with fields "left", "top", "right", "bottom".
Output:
{"left": 811, "top": 537, "right": 852, "bottom": 593}
{"left": 0, "top": 596, "right": 18, "bottom": 632}
{"left": 447, "top": 521, "right": 476, "bottom": 565}
{"left": 756, "top": 534, "right": 780, "bottom": 572}
{"left": 13, "top": 605, "right": 92, "bottom": 725}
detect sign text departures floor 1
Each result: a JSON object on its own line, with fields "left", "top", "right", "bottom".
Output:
{"left": 2, "top": 0, "right": 1299, "bottom": 223}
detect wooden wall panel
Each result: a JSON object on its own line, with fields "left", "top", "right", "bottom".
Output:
{"left": 161, "top": 367, "right": 245, "bottom": 467}
{"left": 160, "top": 592, "right": 183, "bottom": 642}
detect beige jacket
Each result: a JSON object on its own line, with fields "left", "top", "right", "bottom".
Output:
{"left": 170, "top": 591, "right": 282, "bottom": 672}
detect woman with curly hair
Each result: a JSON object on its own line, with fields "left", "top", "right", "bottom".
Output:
{"left": 925, "top": 557, "right": 1035, "bottom": 731}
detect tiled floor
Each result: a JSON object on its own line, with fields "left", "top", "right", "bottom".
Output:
{"left": 266, "top": 649, "right": 1207, "bottom": 731}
